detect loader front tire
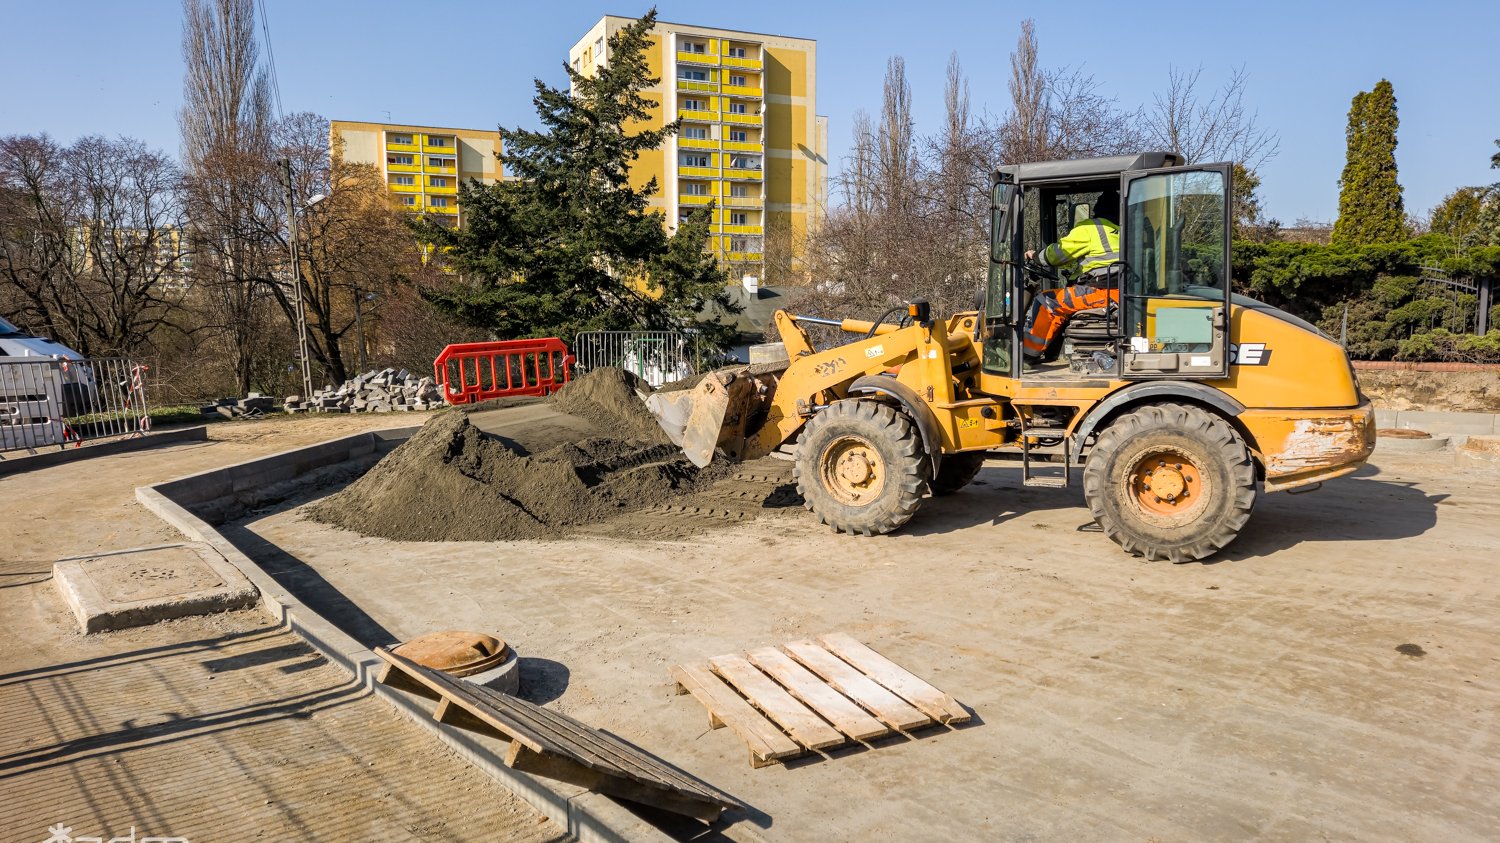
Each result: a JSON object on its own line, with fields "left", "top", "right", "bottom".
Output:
{"left": 795, "top": 399, "right": 928, "bottom": 536}
{"left": 929, "top": 451, "right": 987, "bottom": 496}
{"left": 1083, "top": 402, "right": 1256, "bottom": 563}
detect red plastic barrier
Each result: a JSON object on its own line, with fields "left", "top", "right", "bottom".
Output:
{"left": 433, "top": 338, "right": 574, "bottom": 405}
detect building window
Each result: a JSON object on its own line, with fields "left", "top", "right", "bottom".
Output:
{"left": 729, "top": 236, "right": 759, "bottom": 253}
{"left": 729, "top": 75, "right": 746, "bottom": 86}
{"left": 388, "top": 154, "right": 413, "bottom": 166}
{"left": 730, "top": 212, "right": 747, "bottom": 225}
{"left": 389, "top": 134, "right": 412, "bottom": 145}
{"left": 428, "top": 156, "right": 455, "bottom": 168}
{"left": 678, "top": 69, "right": 708, "bottom": 81}
{"left": 730, "top": 184, "right": 748, "bottom": 197}
{"left": 681, "top": 154, "right": 710, "bottom": 168}
{"left": 427, "top": 136, "right": 450, "bottom": 147}
{"left": 595, "top": 37, "right": 603, "bottom": 56}
{"left": 400, "top": 195, "right": 417, "bottom": 206}
{"left": 391, "top": 175, "right": 415, "bottom": 186}
{"left": 729, "top": 130, "right": 748, "bottom": 142}
{"left": 683, "top": 126, "right": 708, "bottom": 140}
{"left": 429, "top": 176, "right": 449, "bottom": 187}
{"left": 729, "top": 156, "right": 758, "bottom": 170}
{"left": 682, "top": 182, "right": 709, "bottom": 196}
{"left": 728, "top": 102, "right": 748, "bottom": 115}
{"left": 573, "top": 57, "right": 581, "bottom": 71}
{"left": 728, "top": 47, "right": 747, "bottom": 58}
{"left": 430, "top": 197, "right": 448, "bottom": 208}
{"left": 682, "top": 99, "right": 705, "bottom": 111}
{"left": 686, "top": 41, "right": 706, "bottom": 54}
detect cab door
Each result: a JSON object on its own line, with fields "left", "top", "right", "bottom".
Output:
{"left": 1117, "top": 163, "right": 1233, "bottom": 379}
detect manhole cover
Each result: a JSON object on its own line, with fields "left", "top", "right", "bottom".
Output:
{"left": 1377, "top": 428, "right": 1431, "bottom": 439}
{"left": 393, "top": 631, "right": 510, "bottom": 677}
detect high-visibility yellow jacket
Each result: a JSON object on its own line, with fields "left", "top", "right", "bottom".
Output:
{"left": 1042, "top": 218, "right": 1120, "bottom": 274}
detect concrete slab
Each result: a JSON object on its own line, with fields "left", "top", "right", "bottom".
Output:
{"left": 54, "top": 542, "right": 258, "bottom": 633}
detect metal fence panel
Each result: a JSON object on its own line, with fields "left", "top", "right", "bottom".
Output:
{"left": 0, "top": 357, "right": 151, "bottom": 454}
{"left": 573, "top": 331, "right": 698, "bottom": 388}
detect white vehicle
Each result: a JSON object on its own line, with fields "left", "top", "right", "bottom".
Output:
{"left": 0, "top": 316, "right": 97, "bottom": 416}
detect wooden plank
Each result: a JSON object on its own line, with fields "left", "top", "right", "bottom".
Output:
{"left": 671, "top": 664, "right": 801, "bottom": 768}
{"left": 375, "top": 648, "right": 550, "bottom": 752}
{"left": 508, "top": 744, "right": 726, "bottom": 823}
{"left": 746, "top": 647, "right": 889, "bottom": 741}
{"left": 708, "top": 654, "right": 845, "bottom": 751}
{"left": 376, "top": 661, "right": 441, "bottom": 701}
{"left": 817, "top": 634, "right": 970, "bottom": 725}
{"left": 782, "top": 640, "right": 932, "bottom": 732}
{"left": 433, "top": 697, "right": 509, "bottom": 740}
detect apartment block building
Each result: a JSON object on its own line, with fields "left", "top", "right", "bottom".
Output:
{"left": 569, "top": 16, "right": 826, "bottom": 283}
{"left": 329, "top": 121, "right": 502, "bottom": 227}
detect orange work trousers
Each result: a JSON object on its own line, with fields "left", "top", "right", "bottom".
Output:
{"left": 1023, "top": 285, "right": 1118, "bottom": 357}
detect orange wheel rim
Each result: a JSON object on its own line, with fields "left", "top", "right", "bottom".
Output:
{"left": 1130, "top": 449, "right": 1206, "bottom": 517}
{"left": 821, "top": 435, "right": 885, "bottom": 506}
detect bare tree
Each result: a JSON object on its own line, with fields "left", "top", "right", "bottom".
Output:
{"left": 998, "top": 19, "right": 1141, "bottom": 164}
{"left": 1145, "top": 66, "right": 1278, "bottom": 168}
{"left": 179, "top": 0, "right": 277, "bottom": 395}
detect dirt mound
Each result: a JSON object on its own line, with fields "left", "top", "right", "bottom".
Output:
{"left": 547, "top": 368, "right": 668, "bottom": 443}
{"left": 308, "top": 381, "right": 721, "bottom": 541}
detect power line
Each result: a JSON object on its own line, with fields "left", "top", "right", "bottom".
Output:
{"left": 256, "top": 0, "right": 284, "bottom": 119}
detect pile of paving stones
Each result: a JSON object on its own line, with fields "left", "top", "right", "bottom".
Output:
{"left": 201, "top": 394, "right": 276, "bottom": 419}
{"left": 283, "top": 368, "right": 444, "bottom": 414}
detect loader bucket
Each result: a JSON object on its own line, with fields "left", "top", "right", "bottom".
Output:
{"left": 646, "top": 365, "right": 784, "bottom": 467}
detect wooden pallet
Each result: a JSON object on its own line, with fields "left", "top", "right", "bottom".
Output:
{"left": 672, "top": 632, "right": 970, "bottom": 768}
{"left": 374, "top": 647, "right": 743, "bottom": 822}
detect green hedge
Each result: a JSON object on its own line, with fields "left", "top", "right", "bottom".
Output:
{"left": 1231, "top": 236, "right": 1500, "bottom": 361}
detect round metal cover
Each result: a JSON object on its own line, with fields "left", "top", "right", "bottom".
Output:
{"left": 392, "top": 631, "right": 511, "bottom": 677}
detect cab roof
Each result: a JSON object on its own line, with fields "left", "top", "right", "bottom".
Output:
{"left": 997, "top": 152, "right": 1183, "bottom": 184}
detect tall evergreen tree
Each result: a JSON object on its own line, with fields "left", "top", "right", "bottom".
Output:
{"left": 1333, "top": 79, "right": 1405, "bottom": 246}
{"left": 414, "top": 11, "right": 735, "bottom": 343}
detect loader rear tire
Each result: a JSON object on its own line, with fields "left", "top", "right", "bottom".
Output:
{"left": 1083, "top": 402, "right": 1256, "bottom": 563}
{"left": 929, "top": 451, "right": 987, "bottom": 496}
{"left": 794, "top": 399, "right": 928, "bottom": 536}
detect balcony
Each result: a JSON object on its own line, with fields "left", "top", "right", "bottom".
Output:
{"left": 425, "top": 164, "right": 457, "bottom": 176}
{"left": 386, "top": 162, "right": 421, "bottom": 173}
{"left": 678, "top": 165, "right": 718, "bottom": 179}
{"left": 425, "top": 183, "right": 458, "bottom": 195}
{"left": 723, "top": 167, "right": 763, "bottom": 181}
{"left": 421, "top": 138, "right": 457, "bottom": 154}
{"left": 720, "top": 84, "right": 762, "bottom": 99}
{"left": 721, "top": 139, "right": 762, "bottom": 153}
{"left": 676, "top": 50, "right": 719, "bottom": 66}
{"left": 721, "top": 112, "right": 762, "bottom": 126}
{"left": 675, "top": 79, "right": 717, "bottom": 93}
{"left": 721, "top": 55, "right": 762, "bottom": 71}
{"left": 725, "top": 251, "right": 764, "bottom": 262}
{"left": 677, "top": 108, "right": 718, "bottom": 122}
{"left": 721, "top": 195, "right": 761, "bottom": 207}
{"left": 385, "top": 141, "right": 420, "bottom": 154}
{"left": 720, "top": 224, "right": 763, "bottom": 236}
{"left": 677, "top": 137, "right": 718, "bottom": 151}
{"left": 387, "top": 181, "right": 421, "bottom": 193}
{"left": 426, "top": 203, "right": 458, "bottom": 215}
{"left": 678, "top": 194, "right": 714, "bottom": 206}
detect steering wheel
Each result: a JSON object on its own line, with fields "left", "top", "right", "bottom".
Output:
{"left": 1022, "top": 255, "right": 1061, "bottom": 285}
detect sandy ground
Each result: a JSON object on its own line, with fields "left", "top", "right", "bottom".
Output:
{"left": 240, "top": 439, "right": 1500, "bottom": 842}
{"left": 0, "top": 414, "right": 564, "bottom": 842}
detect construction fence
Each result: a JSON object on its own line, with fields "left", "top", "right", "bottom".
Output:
{"left": 573, "top": 331, "right": 722, "bottom": 388}
{"left": 0, "top": 357, "right": 152, "bottom": 454}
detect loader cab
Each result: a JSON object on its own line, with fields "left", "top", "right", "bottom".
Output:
{"left": 982, "top": 152, "right": 1234, "bottom": 384}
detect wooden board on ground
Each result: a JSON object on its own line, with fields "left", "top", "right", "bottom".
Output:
{"left": 782, "top": 640, "right": 932, "bottom": 732}
{"left": 671, "top": 664, "right": 802, "bottom": 768}
{"left": 817, "top": 633, "right": 971, "bottom": 725}
{"left": 710, "top": 653, "right": 845, "bottom": 751}
{"left": 746, "top": 647, "right": 889, "bottom": 741}
{"left": 375, "top": 647, "right": 742, "bottom": 822}
{"left": 671, "top": 632, "right": 973, "bottom": 767}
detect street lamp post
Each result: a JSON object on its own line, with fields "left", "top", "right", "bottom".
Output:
{"left": 281, "top": 157, "right": 325, "bottom": 399}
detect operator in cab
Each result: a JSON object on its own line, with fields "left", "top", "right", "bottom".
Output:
{"left": 1021, "top": 189, "right": 1121, "bottom": 360}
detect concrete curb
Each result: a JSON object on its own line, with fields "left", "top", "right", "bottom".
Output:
{"left": 135, "top": 427, "right": 673, "bottom": 843}
{"left": 1373, "top": 435, "right": 1451, "bottom": 453}
{"left": 0, "top": 425, "right": 209, "bottom": 478}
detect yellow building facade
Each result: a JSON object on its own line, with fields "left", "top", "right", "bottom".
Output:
{"left": 329, "top": 121, "right": 502, "bottom": 227}
{"left": 569, "top": 16, "right": 826, "bottom": 283}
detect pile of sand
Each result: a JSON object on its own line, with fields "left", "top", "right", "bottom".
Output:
{"left": 307, "top": 368, "right": 722, "bottom": 542}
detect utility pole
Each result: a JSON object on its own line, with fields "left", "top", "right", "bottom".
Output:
{"left": 282, "top": 158, "right": 314, "bottom": 399}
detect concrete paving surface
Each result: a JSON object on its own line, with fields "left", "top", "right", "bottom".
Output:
{"left": 0, "top": 415, "right": 565, "bottom": 842}
{"left": 242, "top": 445, "right": 1500, "bottom": 841}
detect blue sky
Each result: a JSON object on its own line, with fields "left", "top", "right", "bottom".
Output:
{"left": 3, "top": 1, "right": 1496, "bottom": 224}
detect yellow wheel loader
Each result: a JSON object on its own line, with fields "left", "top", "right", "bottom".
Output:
{"left": 653, "top": 153, "right": 1376, "bottom": 562}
